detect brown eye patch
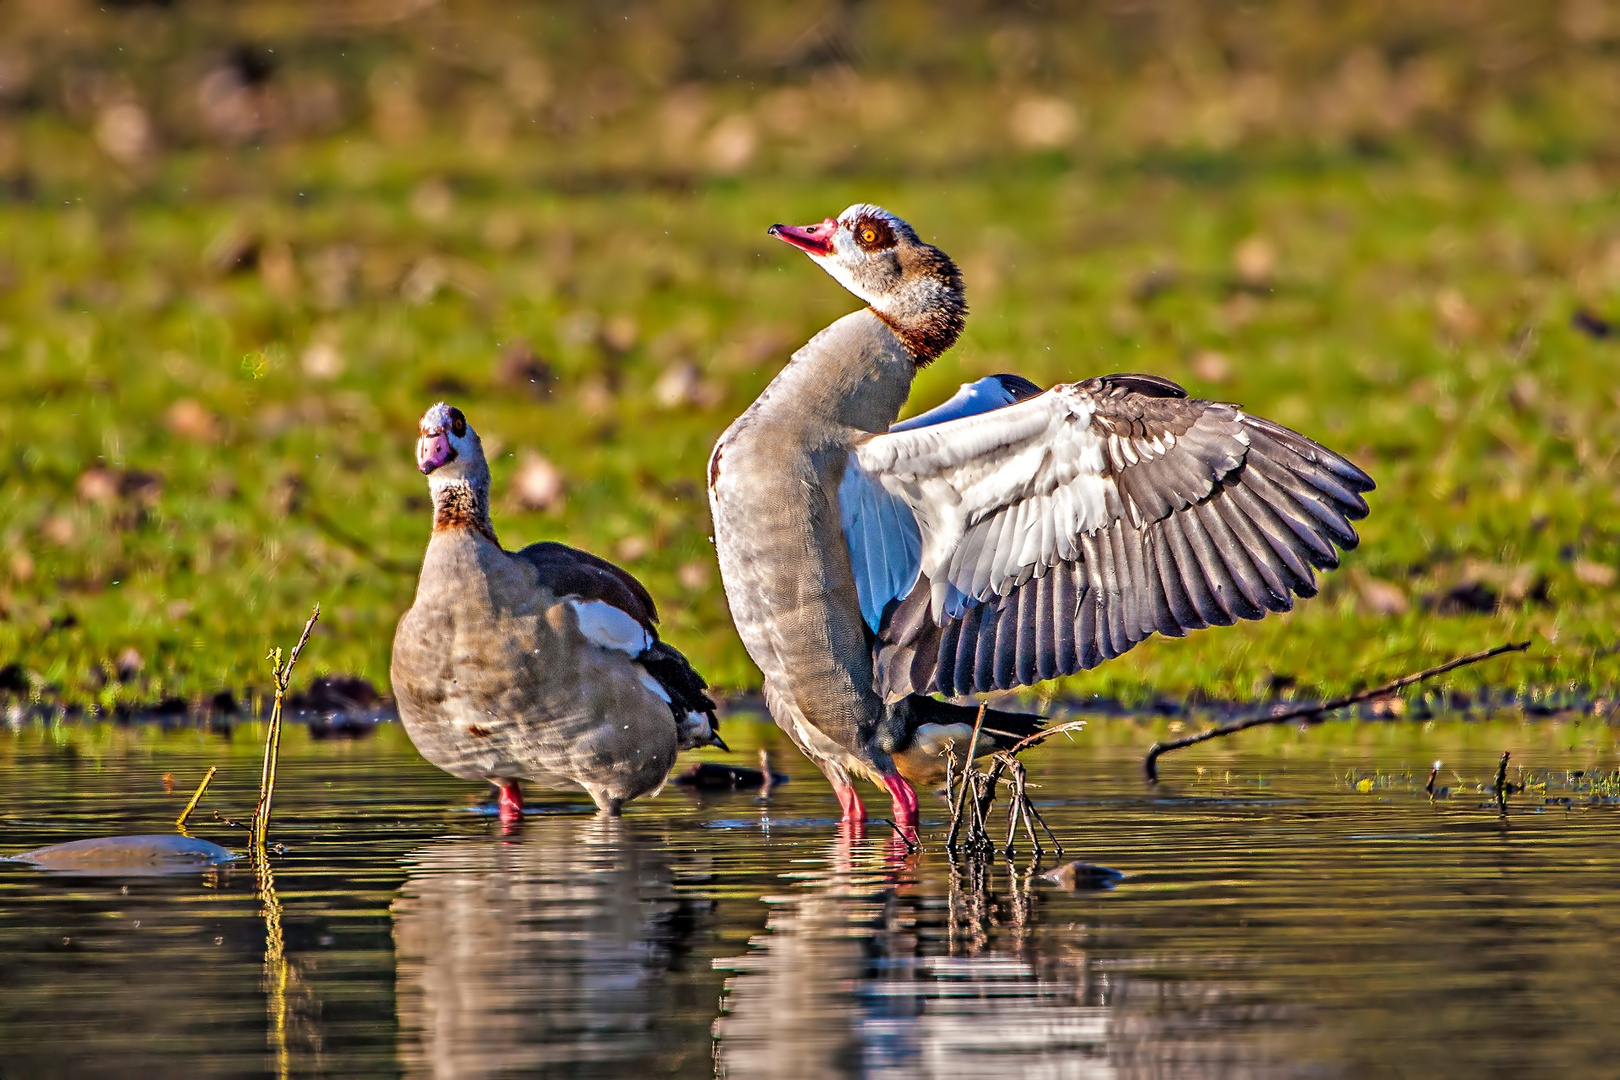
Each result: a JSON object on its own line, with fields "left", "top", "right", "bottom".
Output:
{"left": 852, "top": 215, "right": 896, "bottom": 251}
{"left": 448, "top": 408, "right": 467, "bottom": 438}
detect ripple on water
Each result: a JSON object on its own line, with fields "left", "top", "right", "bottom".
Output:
{"left": 0, "top": 716, "right": 1618, "bottom": 1078}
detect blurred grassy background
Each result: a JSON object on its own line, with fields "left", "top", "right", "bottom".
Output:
{"left": 0, "top": 0, "right": 1617, "bottom": 711}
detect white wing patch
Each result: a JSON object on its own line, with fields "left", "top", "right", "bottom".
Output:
{"left": 635, "top": 667, "right": 672, "bottom": 702}
{"left": 838, "top": 455, "right": 923, "bottom": 631}
{"left": 567, "top": 599, "right": 653, "bottom": 655}
{"left": 855, "top": 385, "right": 1116, "bottom": 617}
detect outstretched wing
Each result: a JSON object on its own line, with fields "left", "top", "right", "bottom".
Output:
{"left": 840, "top": 374, "right": 1042, "bottom": 632}
{"left": 839, "top": 373, "right": 1374, "bottom": 699}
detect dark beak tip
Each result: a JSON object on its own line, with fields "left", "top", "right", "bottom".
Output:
{"left": 713, "top": 735, "right": 731, "bottom": 754}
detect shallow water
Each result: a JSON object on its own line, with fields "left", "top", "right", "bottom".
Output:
{"left": 1, "top": 715, "right": 1618, "bottom": 1079}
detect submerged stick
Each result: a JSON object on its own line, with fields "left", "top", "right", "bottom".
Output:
{"left": 175, "top": 766, "right": 218, "bottom": 829}
{"left": 253, "top": 605, "right": 321, "bottom": 852}
{"left": 255, "top": 854, "right": 291, "bottom": 1080}
{"left": 945, "top": 703, "right": 988, "bottom": 852}
{"left": 946, "top": 715, "right": 1087, "bottom": 859}
{"left": 1143, "top": 641, "right": 1529, "bottom": 783}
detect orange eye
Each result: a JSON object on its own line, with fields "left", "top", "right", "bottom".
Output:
{"left": 450, "top": 414, "right": 466, "bottom": 438}
{"left": 861, "top": 228, "right": 877, "bottom": 243}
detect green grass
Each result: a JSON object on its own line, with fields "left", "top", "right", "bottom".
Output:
{"left": 1, "top": 10, "right": 1618, "bottom": 709}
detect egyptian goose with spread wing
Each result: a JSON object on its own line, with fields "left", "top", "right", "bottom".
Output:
{"left": 392, "top": 403, "right": 724, "bottom": 823}
{"left": 707, "top": 204, "right": 1373, "bottom": 833}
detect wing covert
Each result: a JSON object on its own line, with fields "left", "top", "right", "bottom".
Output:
{"left": 858, "top": 373, "right": 1375, "bottom": 700}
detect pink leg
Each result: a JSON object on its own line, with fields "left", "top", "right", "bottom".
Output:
{"left": 497, "top": 780, "right": 524, "bottom": 826}
{"left": 882, "top": 774, "right": 919, "bottom": 831}
{"left": 832, "top": 776, "right": 867, "bottom": 825}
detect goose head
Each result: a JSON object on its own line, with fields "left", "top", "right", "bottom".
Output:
{"left": 416, "top": 402, "right": 490, "bottom": 494}
{"left": 769, "top": 203, "right": 966, "bottom": 363}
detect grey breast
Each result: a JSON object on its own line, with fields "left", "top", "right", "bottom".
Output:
{"left": 709, "top": 310, "right": 917, "bottom": 756}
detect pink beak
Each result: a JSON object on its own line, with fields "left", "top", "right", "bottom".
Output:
{"left": 417, "top": 431, "right": 454, "bottom": 474}
{"left": 769, "top": 218, "right": 839, "bottom": 256}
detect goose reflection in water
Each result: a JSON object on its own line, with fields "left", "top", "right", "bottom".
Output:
{"left": 713, "top": 828, "right": 1309, "bottom": 1080}
{"left": 391, "top": 818, "right": 713, "bottom": 1079}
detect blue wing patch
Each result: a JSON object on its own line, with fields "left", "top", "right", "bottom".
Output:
{"left": 838, "top": 457, "right": 923, "bottom": 632}
{"left": 888, "top": 374, "right": 1043, "bottom": 433}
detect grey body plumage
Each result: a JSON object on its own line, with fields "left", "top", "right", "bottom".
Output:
{"left": 394, "top": 402, "right": 722, "bottom": 819}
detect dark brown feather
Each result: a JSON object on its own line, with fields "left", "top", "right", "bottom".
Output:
{"left": 512, "top": 541, "right": 660, "bottom": 631}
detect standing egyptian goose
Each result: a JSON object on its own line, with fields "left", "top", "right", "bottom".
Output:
{"left": 707, "top": 204, "right": 1373, "bottom": 832}
{"left": 392, "top": 402, "right": 724, "bottom": 823}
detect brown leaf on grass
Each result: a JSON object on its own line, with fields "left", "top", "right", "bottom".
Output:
{"left": 115, "top": 647, "right": 144, "bottom": 680}
{"left": 652, "top": 362, "right": 722, "bottom": 409}
{"left": 1009, "top": 96, "right": 1080, "bottom": 149}
{"left": 166, "top": 399, "right": 220, "bottom": 443}
{"left": 511, "top": 451, "right": 565, "bottom": 512}
{"left": 1233, "top": 235, "right": 1276, "bottom": 286}
{"left": 75, "top": 467, "right": 121, "bottom": 504}
{"left": 703, "top": 114, "right": 757, "bottom": 173}
{"left": 257, "top": 241, "right": 299, "bottom": 297}
{"left": 410, "top": 178, "right": 454, "bottom": 224}
{"left": 39, "top": 515, "right": 75, "bottom": 546}
{"left": 1191, "top": 350, "right": 1231, "bottom": 384}
{"left": 677, "top": 560, "right": 712, "bottom": 590}
{"left": 95, "top": 102, "right": 154, "bottom": 166}
{"left": 271, "top": 474, "right": 306, "bottom": 517}
{"left": 1356, "top": 574, "right": 1410, "bottom": 616}
{"left": 601, "top": 314, "right": 639, "bottom": 354}
{"left": 493, "top": 341, "right": 553, "bottom": 398}
{"left": 1573, "top": 559, "right": 1617, "bottom": 588}
{"left": 77, "top": 467, "right": 163, "bottom": 506}
{"left": 301, "top": 340, "right": 345, "bottom": 380}
{"left": 1435, "top": 287, "right": 1480, "bottom": 338}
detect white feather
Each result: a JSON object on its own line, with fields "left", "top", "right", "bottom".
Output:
{"left": 567, "top": 599, "right": 652, "bottom": 655}
{"left": 635, "top": 668, "right": 672, "bottom": 703}
{"left": 853, "top": 384, "right": 1125, "bottom": 618}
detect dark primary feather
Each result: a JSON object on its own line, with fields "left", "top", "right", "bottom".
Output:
{"left": 903, "top": 694, "right": 1043, "bottom": 750}
{"left": 637, "top": 640, "right": 721, "bottom": 731}
{"left": 871, "top": 373, "right": 1375, "bottom": 699}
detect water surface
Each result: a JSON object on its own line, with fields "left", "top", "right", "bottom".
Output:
{"left": 1, "top": 715, "right": 1617, "bottom": 1078}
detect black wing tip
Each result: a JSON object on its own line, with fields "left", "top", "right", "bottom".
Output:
{"left": 1239, "top": 413, "right": 1377, "bottom": 496}
{"left": 992, "top": 373, "right": 1045, "bottom": 401}
{"left": 1092, "top": 373, "right": 1190, "bottom": 399}
{"left": 906, "top": 694, "right": 1044, "bottom": 745}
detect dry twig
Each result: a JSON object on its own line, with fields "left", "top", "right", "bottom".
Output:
{"left": 1142, "top": 641, "right": 1529, "bottom": 782}
{"left": 175, "top": 766, "right": 218, "bottom": 830}
{"left": 253, "top": 605, "right": 321, "bottom": 852}
{"left": 946, "top": 717, "right": 1087, "bottom": 860}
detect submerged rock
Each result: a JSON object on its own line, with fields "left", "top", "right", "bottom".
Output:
{"left": 7, "top": 834, "right": 238, "bottom": 873}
